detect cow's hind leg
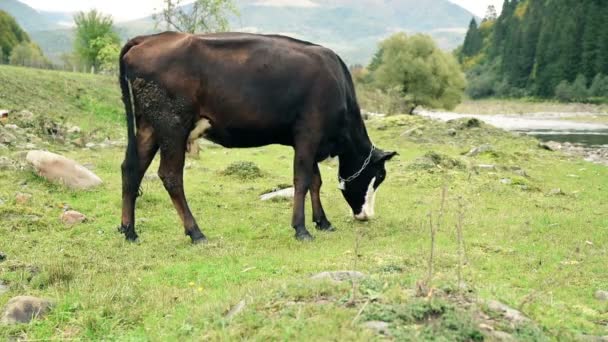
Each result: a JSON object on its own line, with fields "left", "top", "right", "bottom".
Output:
{"left": 121, "top": 124, "right": 159, "bottom": 241}
{"left": 311, "top": 163, "right": 335, "bottom": 232}
{"left": 158, "top": 141, "right": 206, "bottom": 244}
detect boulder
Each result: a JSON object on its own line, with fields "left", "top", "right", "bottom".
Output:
{"left": 0, "top": 282, "right": 8, "bottom": 296}
{"left": 61, "top": 211, "right": 87, "bottom": 226}
{"left": 26, "top": 150, "right": 103, "bottom": 190}
{"left": 15, "top": 193, "right": 32, "bottom": 205}
{"left": 595, "top": 290, "right": 608, "bottom": 301}
{"left": 363, "top": 321, "right": 391, "bottom": 335}
{"left": 1, "top": 296, "right": 53, "bottom": 325}
{"left": 466, "top": 144, "right": 493, "bottom": 157}
{"left": 486, "top": 300, "right": 529, "bottom": 325}
{"left": 311, "top": 271, "right": 366, "bottom": 282}
{"left": 260, "top": 187, "right": 294, "bottom": 201}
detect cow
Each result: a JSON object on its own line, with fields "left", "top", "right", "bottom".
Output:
{"left": 118, "top": 32, "right": 397, "bottom": 243}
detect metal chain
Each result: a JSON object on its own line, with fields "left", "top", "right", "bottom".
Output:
{"left": 338, "top": 145, "right": 375, "bottom": 184}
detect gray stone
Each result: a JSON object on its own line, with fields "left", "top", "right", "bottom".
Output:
{"left": 500, "top": 178, "right": 513, "bottom": 185}
{"left": 260, "top": 187, "right": 294, "bottom": 201}
{"left": 0, "top": 157, "right": 15, "bottom": 171}
{"left": 67, "top": 126, "right": 81, "bottom": 134}
{"left": 311, "top": 271, "right": 366, "bottom": 282}
{"left": 61, "top": 210, "right": 87, "bottom": 226}
{"left": 1, "top": 296, "right": 53, "bottom": 325}
{"left": 225, "top": 300, "right": 246, "bottom": 320}
{"left": 477, "top": 164, "right": 496, "bottom": 170}
{"left": 486, "top": 300, "right": 529, "bottom": 325}
{"left": 363, "top": 321, "right": 390, "bottom": 335}
{"left": 595, "top": 290, "right": 608, "bottom": 301}
{"left": 0, "top": 282, "right": 8, "bottom": 295}
{"left": 26, "top": 150, "right": 103, "bottom": 190}
{"left": 0, "top": 130, "right": 16, "bottom": 144}
{"left": 491, "top": 331, "right": 516, "bottom": 341}
{"left": 466, "top": 144, "right": 493, "bottom": 157}
{"left": 548, "top": 188, "right": 565, "bottom": 196}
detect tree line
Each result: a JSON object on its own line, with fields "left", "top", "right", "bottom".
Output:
{"left": 459, "top": 0, "right": 608, "bottom": 102}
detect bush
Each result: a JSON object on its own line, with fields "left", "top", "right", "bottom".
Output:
{"left": 222, "top": 161, "right": 263, "bottom": 179}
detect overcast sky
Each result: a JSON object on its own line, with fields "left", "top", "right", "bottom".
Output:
{"left": 20, "top": 0, "right": 503, "bottom": 22}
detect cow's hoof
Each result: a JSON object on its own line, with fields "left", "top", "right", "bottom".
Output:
{"left": 315, "top": 221, "right": 336, "bottom": 232}
{"left": 295, "top": 230, "right": 314, "bottom": 241}
{"left": 120, "top": 224, "right": 139, "bottom": 242}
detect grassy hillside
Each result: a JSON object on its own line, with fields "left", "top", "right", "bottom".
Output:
{"left": 0, "top": 65, "right": 122, "bottom": 134}
{"left": 1, "top": 67, "right": 608, "bottom": 340}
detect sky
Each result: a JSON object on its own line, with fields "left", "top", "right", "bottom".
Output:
{"left": 20, "top": 0, "right": 504, "bottom": 22}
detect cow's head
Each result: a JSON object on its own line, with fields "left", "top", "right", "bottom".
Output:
{"left": 340, "top": 148, "right": 397, "bottom": 221}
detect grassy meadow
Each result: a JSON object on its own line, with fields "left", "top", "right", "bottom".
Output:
{"left": 1, "top": 65, "right": 607, "bottom": 340}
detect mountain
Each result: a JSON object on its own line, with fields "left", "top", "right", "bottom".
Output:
{"left": 2, "top": 0, "right": 477, "bottom": 66}
{"left": 0, "top": 0, "right": 72, "bottom": 31}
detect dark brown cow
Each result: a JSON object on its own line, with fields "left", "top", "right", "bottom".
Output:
{"left": 119, "top": 32, "right": 396, "bottom": 243}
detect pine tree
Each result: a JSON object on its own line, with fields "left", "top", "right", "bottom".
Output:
{"left": 581, "top": 0, "right": 601, "bottom": 79}
{"left": 461, "top": 18, "right": 482, "bottom": 59}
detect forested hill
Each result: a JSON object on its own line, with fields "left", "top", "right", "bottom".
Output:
{"left": 460, "top": 0, "right": 608, "bottom": 100}
{"left": 0, "top": 10, "right": 29, "bottom": 62}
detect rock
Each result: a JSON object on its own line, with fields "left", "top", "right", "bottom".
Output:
{"left": 539, "top": 141, "right": 562, "bottom": 151}
{"left": 85, "top": 143, "right": 95, "bottom": 149}
{"left": 5, "top": 124, "right": 19, "bottom": 130}
{"left": 466, "top": 144, "right": 493, "bottom": 157}
{"left": 500, "top": 178, "right": 513, "bottom": 185}
{"left": 477, "top": 164, "right": 496, "bottom": 170}
{"left": 0, "top": 130, "right": 16, "bottom": 144}
{"left": 225, "top": 300, "right": 246, "bottom": 320}
{"left": 594, "top": 290, "right": 608, "bottom": 301}
{"left": 311, "top": 271, "right": 366, "bottom": 282}
{"left": 513, "top": 169, "right": 528, "bottom": 177}
{"left": 491, "top": 331, "right": 516, "bottom": 341}
{"left": 15, "top": 110, "right": 34, "bottom": 121}
{"left": 260, "top": 187, "right": 294, "bottom": 201}
{"left": 548, "top": 188, "right": 565, "bottom": 196}
{"left": 576, "top": 335, "right": 608, "bottom": 342}
{"left": 15, "top": 193, "right": 32, "bottom": 205}
{"left": 0, "top": 157, "right": 15, "bottom": 171}
{"left": 61, "top": 211, "right": 87, "bottom": 226}
{"left": 67, "top": 126, "right": 81, "bottom": 134}
{"left": 486, "top": 300, "right": 529, "bottom": 325}
{"left": 363, "top": 321, "right": 390, "bottom": 335}
{"left": 26, "top": 150, "right": 103, "bottom": 190}
{"left": 0, "top": 282, "right": 8, "bottom": 295}
{"left": 447, "top": 128, "right": 457, "bottom": 136}
{"left": 1, "top": 296, "right": 53, "bottom": 325}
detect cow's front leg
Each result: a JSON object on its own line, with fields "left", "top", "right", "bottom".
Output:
{"left": 292, "top": 149, "right": 315, "bottom": 241}
{"left": 311, "top": 163, "right": 335, "bottom": 231}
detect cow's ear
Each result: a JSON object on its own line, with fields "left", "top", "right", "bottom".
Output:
{"left": 373, "top": 150, "right": 398, "bottom": 163}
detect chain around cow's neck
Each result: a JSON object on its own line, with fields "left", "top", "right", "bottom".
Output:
{"left": 338, "top": 145, "right": 375, "bottom": 187}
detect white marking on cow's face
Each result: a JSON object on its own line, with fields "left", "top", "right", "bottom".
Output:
{"left": 354, "top": 177, "right": 376, "bottom": 221}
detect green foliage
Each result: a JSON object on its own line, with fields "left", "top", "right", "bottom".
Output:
{"left": 555, "top": 74, "right": 591, "bottom": 102}
{"left": 589, "top": 73, "right": 608, "bottom": 97}
{"left": 460, "top": 0, "right": 608, "bottom": 102}
{"left": 9, "top": 42, "right": 50, "bottom": 68}
{"left": 460, "top": 18, "right": 482, "bottom": 60}
{"left": 73, "top": 10, "right": 120, "bottom": 72}
{"left": 0, "top": 10, "right": 29, "bottom": 63}
{"left": 371, "top": 33, "right": 466, "bottom": 112}
{"left": 222, "top": 161, "right": 263, "bottom": 179}
{"left": 153, "top": 0, "right": 239, "bottom": 33}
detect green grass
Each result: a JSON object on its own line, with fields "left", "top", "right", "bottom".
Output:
{"left": 1, "top": 67, "right": 608, "bottom": 340}
{"left": 0, "top": 65, "right": 122, "bottom": 136}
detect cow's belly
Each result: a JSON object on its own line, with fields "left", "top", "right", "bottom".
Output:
{"left": 190, "top": 118, "right": 293, "bottom": 148}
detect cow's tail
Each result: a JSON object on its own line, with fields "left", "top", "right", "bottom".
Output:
{"left": 119, "top": 39, "right": 140, "bottom": 196}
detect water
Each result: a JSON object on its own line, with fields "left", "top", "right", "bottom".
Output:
{"left": 417, "top": 110, "right": 608, "bottom": 146}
